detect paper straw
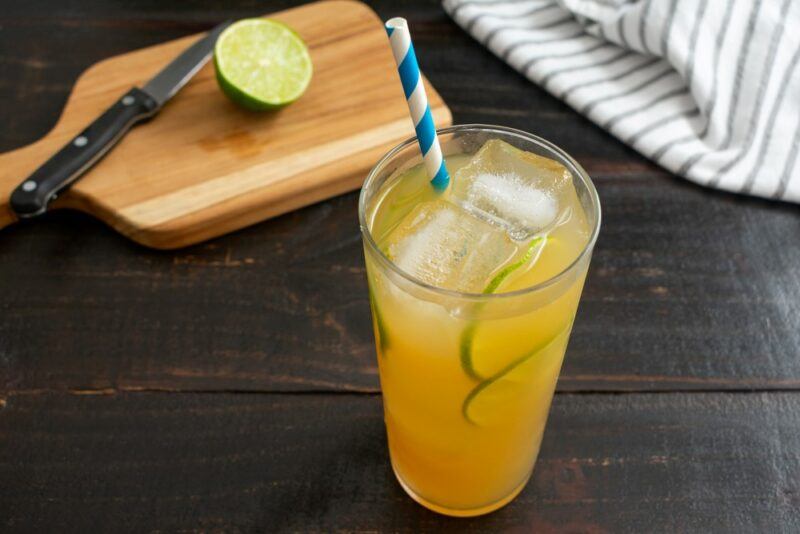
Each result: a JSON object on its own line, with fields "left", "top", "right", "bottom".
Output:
{"left": 385, "top": 17, "right": 450, "bottom": 191}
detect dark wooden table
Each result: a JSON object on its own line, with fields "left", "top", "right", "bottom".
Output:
{"left": 2, "top": 1, "right": 800, "bottom": 532}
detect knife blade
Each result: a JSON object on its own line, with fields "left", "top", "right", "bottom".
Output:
{"left": 10, "top": 20, "right": 231, "bottom": 218}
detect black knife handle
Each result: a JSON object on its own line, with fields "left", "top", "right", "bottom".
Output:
{"left": 10, "top": 87, "right": 159, "bottom": 218}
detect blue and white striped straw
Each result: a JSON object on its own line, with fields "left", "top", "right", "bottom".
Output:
{"left": 385, "top": 17, "right": 450, "bottom": 191}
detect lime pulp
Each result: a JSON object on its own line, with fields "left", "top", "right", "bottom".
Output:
{"left": 214, "top": 18, "right": 313, "bottom": 110}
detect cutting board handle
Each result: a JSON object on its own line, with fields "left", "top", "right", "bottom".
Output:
{"left": 0, "top": 140, "right": 56, "bottom": 230}
{"left": 0, "top": 154, "right": 21, "bottom": 229}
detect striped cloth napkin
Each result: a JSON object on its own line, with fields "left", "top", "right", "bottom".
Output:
{"left": 443, "top": 0, "right": 800, "bottom": 202}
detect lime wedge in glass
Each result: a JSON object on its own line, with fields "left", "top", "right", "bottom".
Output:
{"left": 459, "top": 236, "right": 546, "bottom": 381}
{"left": 214, "top": 19, "right": 313, "bottom": 110}
{"left": 462, "top": 323, "right": 570, "bottom": 426}
{"left": 368, "top": 281, "right": 390, "bottom": 354}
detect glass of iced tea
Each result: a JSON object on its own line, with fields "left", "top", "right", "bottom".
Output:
{"left": 359, "top": 125, "right": 600, "bottom": 517}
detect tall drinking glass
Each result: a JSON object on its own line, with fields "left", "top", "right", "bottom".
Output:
{"left": 359, "top": 125, "right": 601, "bottom": 517}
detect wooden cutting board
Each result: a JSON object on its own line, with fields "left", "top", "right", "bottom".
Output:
{"left": 0, "top": 0, "right": 451, "bottom": 249}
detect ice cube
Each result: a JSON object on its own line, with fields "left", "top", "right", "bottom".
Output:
{"left": 381, "top": 200, "right": 518, "bottom": 293}
{"left": 451, "top": 139, "right": 574, "bottom": 241}
{"left": 463, "top": 172, "right": 558, "bottom": 234}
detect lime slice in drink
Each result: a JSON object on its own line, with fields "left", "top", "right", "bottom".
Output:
{"left": 462, "top": 323, "right": 570, "bottom": 426}
{"left": 459, "top": 236, "right": 546, "bottom": 381}
{"left": 214, "top": 19, "right": 313, "bottom": 110}
{"left": 482, "top": 236, "right": 545, "bottom": 295}
{"left": 368, "top": 286, "right": 390, "bottom": 354}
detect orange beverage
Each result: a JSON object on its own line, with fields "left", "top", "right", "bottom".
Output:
{"left": 359, "top": 126, "right": 600, "bottom": 516}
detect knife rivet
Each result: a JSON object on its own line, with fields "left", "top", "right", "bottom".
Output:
{"left": 74, "top": 136, "right": 88, "bottom": 147}
{"left": 22, "top": 180, "right": 37, "bottom": 192}
{"left": 122, "top": 95, "right": 135, "bottom": 106}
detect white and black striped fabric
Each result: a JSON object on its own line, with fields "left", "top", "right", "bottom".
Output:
{"left": 443, "top": 0, "right": 800, "bottom": 202}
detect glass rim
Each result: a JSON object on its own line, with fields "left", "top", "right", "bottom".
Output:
{"left": 358, "top": 124, "right": 602, "bottom": 301}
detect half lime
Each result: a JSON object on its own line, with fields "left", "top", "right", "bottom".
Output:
{"left": 214, "top": 19, "right": 313, "bottom": 111}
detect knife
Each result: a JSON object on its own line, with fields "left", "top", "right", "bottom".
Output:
{"left": 9, "top": 20, "right": 231, "bottom": 218}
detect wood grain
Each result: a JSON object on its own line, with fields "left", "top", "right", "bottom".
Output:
{"left": 1, "top": 391, "right": 798, "bottom": 532}
{"left": 0, "top": 0, "right": 451, "bottom": 248}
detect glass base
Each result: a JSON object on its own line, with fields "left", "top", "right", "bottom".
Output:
{"left": 391, "top": 461, "right": 531, "bottom": 517}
